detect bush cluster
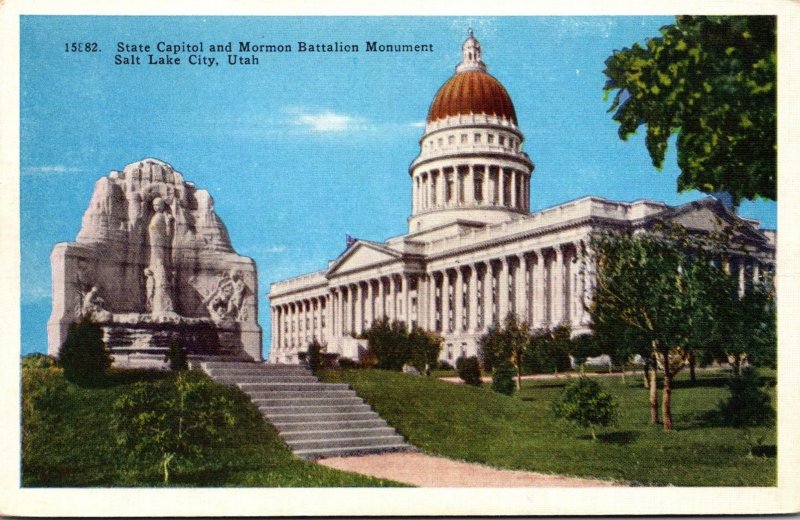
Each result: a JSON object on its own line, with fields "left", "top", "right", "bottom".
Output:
{"left": 491, "top": 361, "right": 516, "bottom": 395}
{"left": 58, "top": 319, "right": 111, "bottom": 386}
{"left": 551, "top": 376, "right": 618, "bottom": 440}
{"left": 362, "top": 319, "right": 443, "bottom": 373}
{"left": 456, "top": 356, "right": 482, "bottom": 386}
{"left": 714, "top": 368, "right": 775, "bottom": 428}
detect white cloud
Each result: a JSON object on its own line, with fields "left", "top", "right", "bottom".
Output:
{"left": 262, "top": 245, "right": 286, "bottom": 254}
{"left": 292, "top": 110, "right": 367, "bottom": 133}
{"left": 409, "top": 121, "right": 426, "bottom": 128}
{"left": 22, "top": 165, "right": 82, "bottom": 175}
{"left": 22, "top": 285, "right": 50, "bottom": 303}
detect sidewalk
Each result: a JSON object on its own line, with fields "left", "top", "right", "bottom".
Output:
{"left": 317, "top": 451, "right": 621, "bottom": 487}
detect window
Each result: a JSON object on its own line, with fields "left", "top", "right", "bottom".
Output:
{"left": 499, "top": 135, "right": 505, "bottom": 146}
{"left": 461, "top": 134, "right": 468, "bottom": 144}
{"left": 448, "top": 135, "right": 455, "bottom": 145}
{"left": 474, "top": 133, "right": 481, "bottom": 143}
{"left": 438, "top": 137, "right": 443, "bottom": 147}
{"left": 487, "top": 134, "right": 494, "bottom": 144}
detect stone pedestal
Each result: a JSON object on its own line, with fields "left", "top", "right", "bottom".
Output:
{"left": 48, "top": 158, "right": 262, "bottom": 366}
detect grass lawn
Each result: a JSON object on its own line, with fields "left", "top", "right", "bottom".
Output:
{"left": 320, "top": 368, "right": 776, "bottom": 486}
{"left": 21, "top": 367, "right": 403, "bottom": 487}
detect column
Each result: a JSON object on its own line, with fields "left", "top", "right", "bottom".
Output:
{"left": 498, "top": 257, "right": 509, "bottom": 323}
{"left": 738, "top": 258, "right": 746, "bottom": 297}
{"left": 442, "top": 270, "right": 451, "bottom": 333}
{"left": 402, "top": 274, "right": 410, "bottom": 326}
{"left": 553, "top": 247, "right": 565, "bottom": 324}
{"left": 428, "top": 273, "right": 438, "bottom": 331}
{"left": 509, "top": 169, "right": 517, "bottom": 209}
{"left": 377, "top": 278, "right": 385, "bottom": 321}
{"left": 437, "top": 171, "right": 446, "bottom": 207}
{"left": 468, "top": 264, "right": 478, "bottom": 332}
{"left": 466, "top": 165, "right": 475, "bottom": 204}
{"left": 483, "top": 263, "right": 494, "bottom": 328}
{"left": 515, "top": 254, "right": 527, "bottom": 323}
{"left": 454, "top": 267, "right": 464, "bottom": 332}
{"left": 481, "top": 167, "right": 490, "bottom": 205}
{"left": 352, "top": 284, "right": 361, "bottom": 334}
{"left": 498, "top": 168, "right": 505, "bottom": 205}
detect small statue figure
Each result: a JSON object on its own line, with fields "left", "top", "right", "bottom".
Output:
{"left": 143, "top": 268, "right": 155, "bottom": 311}
{"left": 147, "top": 197, "right": 176, "bottom": 315}
{"left": 81, "top": 286, "right": 113, "bottom": 322}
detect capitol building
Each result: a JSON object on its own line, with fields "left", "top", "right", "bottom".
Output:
{"left": 268, "top": 31, "right": 776, "bottom": 364}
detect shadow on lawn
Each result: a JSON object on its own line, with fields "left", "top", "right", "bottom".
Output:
{"left": 576, "top": 430, "right": 640, "bottom": 444}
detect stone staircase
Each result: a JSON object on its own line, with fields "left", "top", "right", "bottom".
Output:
{"left": 201, "top": 361, "right": 414, "bottom": 459}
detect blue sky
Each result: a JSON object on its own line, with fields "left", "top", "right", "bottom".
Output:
{"left": 20, "top": 16, "right": 777, "bottom": 358}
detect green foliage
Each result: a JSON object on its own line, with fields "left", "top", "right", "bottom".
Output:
{"left": 714, "top": 368, "right": 775, "bottom": 428}
{"left": 305, "top": 338, "right": 325, "bottom": 373}
{"left": 457, "top": 356, "right": 482, "bottom": 387}
{"left": 21, "top": 353, "right": 59, "bottom": 369}
{"left": 479, "top": 314, "right": 530, "bottom": 388}
{"left": 408, "top": 326, "right": 443, "bottom": 376}
{"left": 551, "top": 376, "right": 618, "bottom": 440}
{"left": 112, "top": 373, "right": 237, "bottom": 483}
{"left": 21, "top": 366, "right": 70, "bottom": 472}
{"left": 604, "top": 16, "right": 776, "bottom": 202}
{"left": 362, "top": 318, "right": 412, "bottom": 371}
{"left": 165, "top": 339, "right": 188, "bottom": 371}
{"left": 320, "top": 368, "right": 776, "bottom": 486}
{"left": 58, "top": 319, "right": 111, "bottom": 386}
{"left": 525, "top": 325, "right": 573, "bottom": 374}
{"left": 491, "top": 361, "right": 516, "bottom": 395}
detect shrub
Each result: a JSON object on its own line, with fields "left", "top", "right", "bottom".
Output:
{"left": 408, "top": 327, "right": 443, "bottom": 376}
{"left": 58, "top": 319, "right": 111, "bottom": 386}
{"left": 491, "top": 361, "right": 516, "bottom": 395}
{"left": 305, "top": 338, "right": 324, "bottom": 373}
{"left": 21, "top": 366, "right": 70, "bottom": 471}
{"left": 337, "top": 357, "right": 359, "bottom": 369}
{"left": 113, "top": 373, "right": 236, "bottom": 484}
{"left": 715, "top": 368, "right": 775, "bottom": 428}
{"left": 165, "top": 340, "right": 188, "bottom": 371}
{"left": 551, "top": 376, "right": 618, "bottom": 440}
{"left": 437, "top": 360, "right": 454, "bottom": 371}
{"left": 457, "top": 356, "right": 482, "bottom": 387}
{"left": 363, "top": 318, "right": 411, "bottom": 371}
{"left": 21, "top": 353, "right": 59, "bottom": 370}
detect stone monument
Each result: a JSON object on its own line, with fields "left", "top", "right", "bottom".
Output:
{"left": 47, "top": 158, "right": 262, "bottom": 367}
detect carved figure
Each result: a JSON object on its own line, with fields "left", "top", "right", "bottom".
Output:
{"left": 147, "top": 197, "right": 175, "bottom": 314}
{"left": 203, "top": 270, "right": 248, "bottom": 322}
{"left": 81, "top": 286, "right": 112, "bottom": 322}
{"left": 143, "top": 268, "right": 155, "bottom": 311}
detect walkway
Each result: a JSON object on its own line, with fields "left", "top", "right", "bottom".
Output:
{"left": 317, "top": 451, "right": 621, "bottom": 487}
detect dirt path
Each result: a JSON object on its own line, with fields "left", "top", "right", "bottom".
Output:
{"left": 317, "top": 451, "right": 622, "bottom": 487}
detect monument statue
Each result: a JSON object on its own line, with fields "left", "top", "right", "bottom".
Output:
{"left": 48, "top": 158, "right": 262, "bottom": 367}
{"left": 147, "top": 197, "right": 176, "bottom": 316}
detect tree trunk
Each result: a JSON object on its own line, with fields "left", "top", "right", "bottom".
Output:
{"left": 649, "top": 362, "right": 659, "bottom": 425}
{"left": 662, "top": 366, "right": 674, "bottom": 430}
{"left": 620, "top": 363, "right": 626, "bottom": 385}
{"left": 688, "top": 351, "right": 696, "bottom": 383}
{"left": 516, "top": 363, "right": 522, "bottom": 391}
{"left": 643, "top": 362, "right": 650, "bottom": 389}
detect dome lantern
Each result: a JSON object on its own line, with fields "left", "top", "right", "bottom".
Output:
{"left": 456, "top": 28, "right": 487, "bottom": 73}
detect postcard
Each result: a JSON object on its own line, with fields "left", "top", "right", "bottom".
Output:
{"left": 2, "top": 0, "right": 799, "bottom": 516}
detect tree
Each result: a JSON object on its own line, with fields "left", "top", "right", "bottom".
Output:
{"left": 113, "top": 374, "right": 236, "bottom": 484}
{"left": 58, "top": 319, "right": 111, "bottom": 386}
{"left": 604, "top": 16, "right": 776, "bottom": 202}
{"left": 457, "top": 356, "right": 483, "bottom": 387}
{"left": 304, "top": 338, "right": 325, "bottom": 373}
{"left": 491, "top": 361, "right": 516, "bottom": 396}
{"left": 588, "top": 223, "right": 737, "bottom": 430}
{"left": 165, "top": 339, "right": 188, "bottom": 371}
{"left": 552, "top": 376, "right": 618, "bottom": 440}
{"left": 408, "top": 326, "right": 443, "bottom": 376}
{"left": 362, "top": 318, "right": 411, "bottom": 371}
{"left": 526, "top": 325, "right": 573, "bottom": 375}
{"left": 478, "top": 313, "right": 530, "bottom": 390}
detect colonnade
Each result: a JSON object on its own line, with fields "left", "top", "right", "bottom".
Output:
{"left": 412, "top": 164, "right": 529, "bottom": 213}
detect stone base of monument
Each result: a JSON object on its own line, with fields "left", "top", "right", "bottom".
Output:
{"left": 101, "top": 313, "right": 257, "bottom": 369}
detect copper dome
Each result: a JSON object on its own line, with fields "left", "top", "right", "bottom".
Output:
{"left": 427, "top": 70, "right": 517, "bottom": 125}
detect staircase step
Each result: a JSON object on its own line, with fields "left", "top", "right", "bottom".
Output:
{"left": 280, "top": 427, "right": 397, "bottom": 442}
{"left": 246, "top": 390, "right": 358, "bottom": 400}
{"left": 239, "top": 382, "right": 350, "bottom": 392}
{"left": 261, "top": 411, "right": 380, "bottom": 423}
{"left": 294, "top": 444, "right": 414, "bottom": 460}
{"left": 272, "top": 419, "right": 389, "bottom": 432}
{"left": 207, "top": 367, "right": 312, "bottom": 376}
{"left": 285, "top": 434, "right": 405, "bottom": 451}
{"left": 213, "top": 375, "right": 319, "bottom": 385}
{"left": 254, "top": 397, "right": 365, "bottom": 407}
{"left": 259, "top": 404, "right": 372, "bottom": 415}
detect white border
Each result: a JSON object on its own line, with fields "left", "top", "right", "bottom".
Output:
{"left": 1, "top": 0, "right": 798, "bottom": 516}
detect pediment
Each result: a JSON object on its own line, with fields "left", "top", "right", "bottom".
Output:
{"left": 326, "top": 241, "right": 402, "bottom": 277}
{"left": 654, "top": 199, "right": 770, "bottom": 246}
